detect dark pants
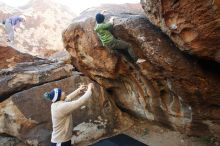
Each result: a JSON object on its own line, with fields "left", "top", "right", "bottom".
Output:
{"left": 106, "top": 39, "right": 137, "bottom": 63}
{"left": 5, "top": 19, "right": 14, "bottom": 42}
{"left": 51, "top": 140, "right": 71, "bottom": 146}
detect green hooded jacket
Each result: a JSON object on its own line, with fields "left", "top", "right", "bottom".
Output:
{"left": 94, "top": 22, "right": 115, "bottom": 45}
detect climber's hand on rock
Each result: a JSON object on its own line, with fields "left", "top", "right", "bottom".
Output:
{"left": 101, "top": 10, "right": 107, "bottom": 14}
{"left": 88, "top": 83, "right": 94, "bottom": 90}
{"left": 109, "top": 17, "right": 114, "bottom": 24}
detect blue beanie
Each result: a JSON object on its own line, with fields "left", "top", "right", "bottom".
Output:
{"left": 43, "top": 88, "right": 62, "bottom": 102}
{"left": 96, "top": 13, "right": 105, "bottom": 23}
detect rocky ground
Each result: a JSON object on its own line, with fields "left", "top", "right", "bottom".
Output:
{"left": 0, "top": 135, "right": 27, "bottom": 146}
{"left": 125, "top": 120, "right": 219, "bottom": 146}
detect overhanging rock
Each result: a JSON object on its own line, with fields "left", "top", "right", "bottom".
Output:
{"left": 141, "top": 0, "right": 220, "bottom": 62}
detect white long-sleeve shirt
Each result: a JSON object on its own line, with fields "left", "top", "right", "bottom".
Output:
{"left": 51, "top": 88, "right": 92, "bottom": 143}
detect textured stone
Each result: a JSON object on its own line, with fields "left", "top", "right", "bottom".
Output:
{"left": 63, "top": 5, "right": 220, "bottom": 140}
{"left": 0, "top": 61, "right": 73, "bottom": 102}
{"left": 0, "top": 135, "right": 28, "bottom": 146}
{"left": 141, "top": 0, "right": 220, "bottom": 62}
{"left": 0, "top": 46, "right": 37, "bottom": 69}
{"left": 0, "top": 46, "right": 74, "bottom": 102}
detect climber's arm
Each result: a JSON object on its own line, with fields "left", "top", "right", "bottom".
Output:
{"left": 99, "top": 23, "right": 113, "bottom": 30}
{"left": 65, "top": 84, "right": 86, "bottom": 101}
{"left": 58, "top": 83, "right": 94, "bottom": 115}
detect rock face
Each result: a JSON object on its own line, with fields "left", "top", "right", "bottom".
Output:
{"left": 63, "top": 5, "right": 220, "bottom": 140}
{"left": 0, "top": 61, "right": 74, "bottom": 101}
{"left": 0, "top": 0, "right": 76, "bottom": 57}
{"left": 0, "top": 46, "right": 74, "bottom": 102}
{"left": 140, "top": 0, "right": 220, "bottom": 62}
{"left": 0, "top": 46, "right": 37, "bottom": 68}
{"left": 0, "top": 74, "right": 133, "bottom": 146}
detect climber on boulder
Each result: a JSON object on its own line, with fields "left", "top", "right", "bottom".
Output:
{"left": 3, "top": 15, "right": 26, "bottom": 43}
{"left": 43, "top": 83, "right": 94, "bottom": 146}
{"left": 94, "top": 13, "right": 146, "bottom": 64}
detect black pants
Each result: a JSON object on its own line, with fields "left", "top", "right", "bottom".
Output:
{"left": 106, "top": 39, "right": 137, "bottom": 63}
{"left": 51, "top": 140, "right": 71, "bottom": 146}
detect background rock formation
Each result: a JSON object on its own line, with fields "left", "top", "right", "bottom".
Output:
{"left": 0, "top": 46, "right": 73, "bottom": 102}
{"left": 63, "top": 4, "right": 220, "bottom": 141}
{"left": 0, "top": 0, "right": 76, "bottom": 57}
{"left": 0, "top": 45, "right": 37, "bottom": 68}
{"left": 141, "top": 0, "right": 220, "bottom": 62}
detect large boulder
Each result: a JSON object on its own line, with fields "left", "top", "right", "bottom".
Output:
{"left": 63, "top": 5, "right": 220, "bottom": 140}
{"left": 0, "top": 46, "right": 73, "bottom": 102}
{"left": 0, "top": 74, "right": 133, "bottom": 146}
{"left": 141, "top": 0, "right": 220, "bottom": 62}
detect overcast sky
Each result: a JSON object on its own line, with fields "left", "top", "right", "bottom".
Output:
{"left": 0, "top": 0, "right": 140, "bottom": 14}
